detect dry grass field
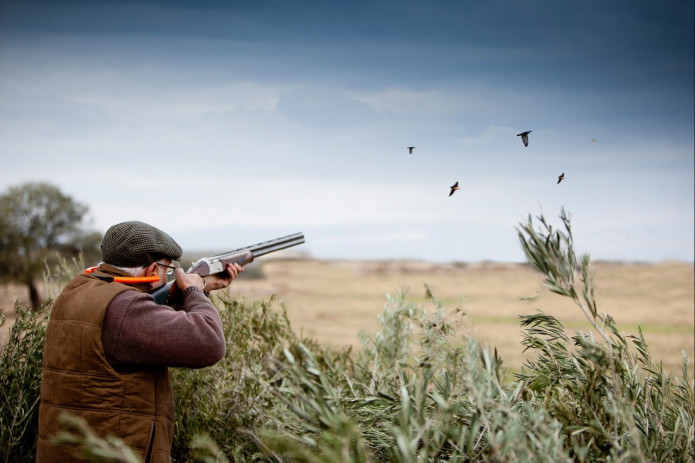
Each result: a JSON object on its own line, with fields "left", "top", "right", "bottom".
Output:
{"left": 2, "top": 259, "right": 693, "bottom": 376}
{"left": 227, "top": 258, "right": 694, "bottom": 376}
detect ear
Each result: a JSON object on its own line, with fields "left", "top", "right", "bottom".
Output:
{"left": 144, "top": 262, "right": 159, "bottom": 276}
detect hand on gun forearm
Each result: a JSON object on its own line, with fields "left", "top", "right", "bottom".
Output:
{"left": 203, "top": 263, "right": 244, "bottom": 292}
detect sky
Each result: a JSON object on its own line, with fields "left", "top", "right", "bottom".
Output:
{"left": 1, "top": 0, "right": 693, "bottom": 263}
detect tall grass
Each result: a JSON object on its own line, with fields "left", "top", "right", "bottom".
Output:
{"left": 0, "top": 304, "right": 47, "bottom": 463}
{"left": 1, "top": 210, "right": 692, "bottom": 462}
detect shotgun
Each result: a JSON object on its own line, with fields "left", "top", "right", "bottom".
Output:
{"left": 151, "top": 232, "right": 305, "bottom": 304}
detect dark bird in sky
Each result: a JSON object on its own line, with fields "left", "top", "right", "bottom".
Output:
{"left": 557, "top": 173, "right": 565, "bottom": 184}
{"left": 407, "top": 146, "right": 415, "bottom": 154}
{"left": 517, "top": 131, "right": 532, "bottom": 147}
{"left": 592, "top": 138, "right": 596, "bottom": 143}
{"left": 449, "top": 181, "right": 460, "bottom": 197}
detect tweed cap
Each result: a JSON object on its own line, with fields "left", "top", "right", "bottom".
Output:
{"left": 101, "top": 221, "right": 182, "bottom": 267}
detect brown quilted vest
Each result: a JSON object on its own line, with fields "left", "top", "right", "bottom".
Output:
{"left": 36, "top": 272, "right": 175, "bottom": 463}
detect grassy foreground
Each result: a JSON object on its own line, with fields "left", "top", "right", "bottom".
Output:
{"left": 1, "top": 210, "right": 693, "bottom": 462}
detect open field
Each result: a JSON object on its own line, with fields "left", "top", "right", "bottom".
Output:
{"left": 227, "top": 258, "right": 694, "bottom": 376}
{"left": 2, "top": 259, "right": 693, "bottom": 376}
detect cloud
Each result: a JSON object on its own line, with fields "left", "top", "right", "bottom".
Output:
{"left": 276, "top": 86, "right": 381, "bottom": 128}
{"left": 1, "top": 1, "right": 692, "bottom": 263}
{"left": 131, "top": 177, "right": 454, "bottom": 231}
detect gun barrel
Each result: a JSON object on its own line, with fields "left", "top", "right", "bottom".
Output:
{"left": 251, "top": 233, "right": 305, "bottom": 258}
{"left": 210, "top": 232, "right": 305, "bottom": 259}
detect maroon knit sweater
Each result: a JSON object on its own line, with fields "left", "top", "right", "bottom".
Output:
{"left": 101, "top": 286, "right": 226, "bottom": 368}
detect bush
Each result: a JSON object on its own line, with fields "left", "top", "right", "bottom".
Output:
{"left": 1, "top": 209, "right": 692, "bottom": 462}
{"left": 0, "top": 303, "right": 48, "bottom": 463}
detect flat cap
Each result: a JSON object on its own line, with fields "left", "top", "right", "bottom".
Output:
{"left": 101, "top": 221, "right": 182, "bottom": 267}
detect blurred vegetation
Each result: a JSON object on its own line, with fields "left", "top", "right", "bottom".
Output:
{"left": 1, "top": 209, "right": 693, "bottom": 462}
{"left": 0, "top": 182, "right": 102, "bottom": 310}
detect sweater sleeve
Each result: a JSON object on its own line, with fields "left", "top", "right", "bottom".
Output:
{"left": 102, "top": 288, "right": 226, "bottom": 368}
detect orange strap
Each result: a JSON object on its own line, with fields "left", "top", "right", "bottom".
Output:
{"left": 84, "top": 266, "right": 160, "bottom": 284}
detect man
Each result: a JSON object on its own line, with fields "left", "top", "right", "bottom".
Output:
{"left": 36, "top": 221, "right": 243, "bottom": 463}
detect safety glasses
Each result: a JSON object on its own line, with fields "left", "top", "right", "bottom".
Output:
{"left": 156, "top": 262, "right": 179, "bottom": 276}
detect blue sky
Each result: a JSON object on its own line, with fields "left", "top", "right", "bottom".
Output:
{"left": 1, "top": 0, "right": 693, "bottom": 262}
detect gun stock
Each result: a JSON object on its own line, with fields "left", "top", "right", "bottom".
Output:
{"left": 151, "top": 233, "right": 304, "bottom": 305}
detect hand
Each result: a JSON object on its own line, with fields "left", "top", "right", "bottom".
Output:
{"left": 173, "top": 268, "right": 207, "bottom": 293}
{"left": 202, "top": 263, "right": 244, "bottom": 292}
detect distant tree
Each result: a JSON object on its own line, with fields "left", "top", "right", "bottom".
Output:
{"left": 0, "top": 182, "right": 102, "bottom": 310}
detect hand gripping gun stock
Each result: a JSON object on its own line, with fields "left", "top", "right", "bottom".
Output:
{"left": 151, "top": 232, "right": 305, "bottom": 304}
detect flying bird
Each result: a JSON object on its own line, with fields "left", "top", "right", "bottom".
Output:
{"left": 449, "top": 181, "right": 460, "bottom": 197}
{"left": 517, "top": 131, "right": 532, "bottom": 147}
{"left": 407, "top": 146, "right": 415, "bottom": 154}
{"left": 557, "top": 173, "right": 565, "bottom": 184}
{"left": 592, "top": 138, "right": 596, "bottom": 143}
